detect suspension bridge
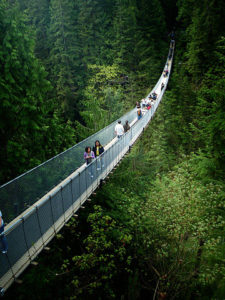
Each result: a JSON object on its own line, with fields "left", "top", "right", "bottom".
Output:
{"left": 0, "top": 42, "right": 175, "bottom": 293}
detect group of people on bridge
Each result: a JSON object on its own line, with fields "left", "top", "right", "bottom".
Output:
{"left": 82, "top": 39, "right": 176, "bottom": 167}
{"left": 137, "top": 91, "right": 158, "bottom": 118}
{"left": 84, "top": 141, "right": 105, "bottom": 176}
{"left": 114, "top": 120, "right": 130, "bottom": 138}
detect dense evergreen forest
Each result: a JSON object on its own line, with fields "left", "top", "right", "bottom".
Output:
{"left": 1, "top": 0, "right": 225, "bottom": 299}
{"left": 0, "top": 0, "right": 169, "bottom": 184}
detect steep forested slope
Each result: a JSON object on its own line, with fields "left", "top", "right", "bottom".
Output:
{"left": 167, "top": 0, "right": 225, "bottom": 180}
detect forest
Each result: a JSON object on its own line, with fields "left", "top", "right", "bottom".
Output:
{"left": 1, "top": 0, "right": 225, "bottom": 299}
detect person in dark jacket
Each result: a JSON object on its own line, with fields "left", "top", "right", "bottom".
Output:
{"left": 123, "top": 120, "right": 130, "bottom": 132}
{"left": 152, "top": 92, "right": 158, "bottom": 100}
{"left": 93, "top": 140, "right": 104, "bottom": 170}
{"left": 93, "top": 140, "right": 104, "bottom": 157}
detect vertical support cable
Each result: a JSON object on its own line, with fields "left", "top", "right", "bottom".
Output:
{"left": 121, "top": 134, "right": 124, "bottom": 158}
{"left": 6, "top": 254, "right": 16, "bottom": 282}
{"left": 70, "top": 178, "right": 75, "bottom": 213}
{"left": 35, "top": 206, "right": 45, "bottom": 247}
{"left": 123, "top": 133, "right": 125, "bottom": 157}
{"left": 115, "top": 142, "right": 117, "bottom": 166}
{"left": 99, "top": 158, "right": 102, "bottom": 187}
{"left": 49, "top": 195, "right": 56, "bottom": 235}
{"left": 125, "top": 132, "right": 127, "bottom": 154}
{"left": 85, "top": 166, "right": 88, "bottom": 200}
{"left": 91, "top": 160, "right": 96, "bottom": 193}
{"left": 107, "top": 147, "right": 110, "bottom": 175}
{"left": 78, "top": 172, "right": 81, "bottom": 208}
{"left": 21, "top": 217, "right": 31, "bottom": 262}
{"left": 109, "top": 145, "right": 112, "bottom": 173}
{"left": 95, "top": 158, "right": 98, "bottom": 189}
{"left": 60, "top": 186, "right": 66, "bottom": 223}
{"left": 112, "top": 143, "right": 115, "bottom": 168}
{"left": 105, "top": 147, "right": 108, "bottom": 177}
{"left": 121, "top": 135, "right": 124, "bottom": 159}
{"left": 116, "top": 140, "right": 118, "bottom": 164}
{"left": 131, "top": 126, "right": 133, "bottom": 144}
{"left": 118, "top": 139, "right": 120, "bottom": 163}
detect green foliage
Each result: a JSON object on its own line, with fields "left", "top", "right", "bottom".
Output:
{"left": 177, "top": 0, "right": 225, "bottom": 80}
{"left": 0, "top": 1, "right": 75, "bottom": 183}
{"left": 75, "top": 64, "right": 125, "bottom": 139}
{"left": 191, "top": 37, "right": 225, "bottom": 178}
{"left": 2, "top": 0, "right": 225, "bottom": 299}
{"left": 75, "top": 0, "right": 115, "bottom": 66}
{"left": 61, "top": 205, "right": 132, "bottom": 299}
{"left": 113, "top": 0, "right": 138, "bottom": 70}
{"left": 48, "top": 0, "right": 82, "bottom": 121}
{"left": 167, "top": 0, "right": 225, "bottom": 178}
{"left": 94, "top": 152, "right": 225, "bottom": 299}
{"left": 137, "top": 162, "right": 225, "bottom": 299}
{"left": 23, "top": 0, "right": 50, "bottom": 61}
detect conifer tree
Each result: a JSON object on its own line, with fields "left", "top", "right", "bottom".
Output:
{"left": 76, "top": 0, "right": 115, "bottom": 66}
{"left": 177, "top": 0, "right": 225, "bottom": 80}
{"left": 135, "top": 0, "right": 168, "bottom": 83}
{"left": 48, "top": 0, "right": 81, "bottom": 121}
{"left": 24, "top": 0, "right": 50, "bottom": 62}
{"left": 113, "top": 0, "right": 138, "bottom": 71}
{"left": 0, "top": 1, "right": 75, "bottom": 183}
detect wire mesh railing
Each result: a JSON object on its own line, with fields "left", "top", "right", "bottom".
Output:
{"left": 0, "top": 103, "right": 137, "bottom": 224}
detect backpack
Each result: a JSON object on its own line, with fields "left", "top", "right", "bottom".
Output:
{"left": 138, "top": 109, "right": 141, "bottom": 116}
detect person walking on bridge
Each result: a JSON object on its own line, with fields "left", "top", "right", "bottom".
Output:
{"left": 152, "top": 92, "right": 158, "bottom": 100}
{"left": 137, "top": 106, "right": 142, "bottom": 120}
{"left": 84, "top": 147, "right": 95, "bottom": 165}
{"left": 0, "top": 210, "right": 8, "bottom": 254}
{"left": 84, "top": 147, "right": 95, "bottom": 177}
{"left": 115, "top": 120, "right": 124, "bottom": 138}
{"left": 123, "top": 120, "right": 130, "bottom": 133}
{"left": 93, "top": 140, "right": 104, "bottom": 170}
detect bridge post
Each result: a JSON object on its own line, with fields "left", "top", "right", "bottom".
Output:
{"left": 49, "top": 195, "right": 56, "bottom": 234}
{"left": 78, "top": 172, "right": 81, "bottom": 208}
{"left": 60, "top": 186, "right": 66, "bottom": 224}
{"left": 35, "top": 206, "right": 44, "bottom": 246}
{"left": 21, "top": 217, "right": 31, "bottom": 262}
{"left": 70, "top": 178, "right": 75, "bottom": 213}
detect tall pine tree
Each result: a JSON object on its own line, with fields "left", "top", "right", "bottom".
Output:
{"left": 0, "top": 0, "right": 75, "bottom": 183}
{"left": 48, "top": 0, "right": 82, "bottom": 121}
